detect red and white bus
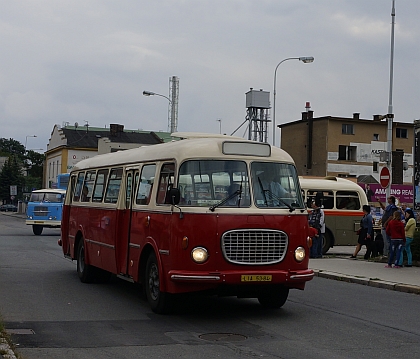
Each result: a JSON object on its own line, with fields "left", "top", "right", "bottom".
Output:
{"left": 59, "top": 134, "right": 314, "bottom": 313}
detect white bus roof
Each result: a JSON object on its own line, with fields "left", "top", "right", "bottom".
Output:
{"left": 31, "top": 188, "right": 66, "bottom": 194}
{"left": 72, "top": 135, "right": 296, "bottom": 171}
{"left": 299, "top": 177, "right": 364, "bottom": 192}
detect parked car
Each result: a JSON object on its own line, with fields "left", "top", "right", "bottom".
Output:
{"left": 0, "top": 204, "right": 18, "bottom": 212}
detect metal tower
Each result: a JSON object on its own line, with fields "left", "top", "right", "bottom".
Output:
{"left": 246, "top": 89, "right": 270, "bottom": 143}
{"left": 169, "top": 76, "right": 179, "bottom": 133}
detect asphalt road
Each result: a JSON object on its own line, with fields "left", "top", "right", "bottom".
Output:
{"left": 1, "top": 213, "right": 419, "bottom": 359}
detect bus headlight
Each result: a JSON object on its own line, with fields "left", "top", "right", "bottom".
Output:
{"left": 191, "top": 247, "right": 209, "bottom": 264}
{"left": 294, "top": 247, "right": 306, "bottom": 262}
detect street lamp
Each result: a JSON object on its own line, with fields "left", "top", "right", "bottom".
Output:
{"left": 143, "top": 90, "right": 173, "bottom": 132}
{"left": 25, "top": 135, "right": 37, "bottom": 151}
{"left": 272, "top": 56, "right": 314, "bottom": 147}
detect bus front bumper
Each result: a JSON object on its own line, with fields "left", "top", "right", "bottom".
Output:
{"left": 26, "top": 219, "right": 61, "bottom": 227}
{"left": 169, "top": 269, "right": 314, "bottom": 285}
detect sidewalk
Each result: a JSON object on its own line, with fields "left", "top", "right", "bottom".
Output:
{"left": 311, "top": 246, "right": 420, "bottom": 294}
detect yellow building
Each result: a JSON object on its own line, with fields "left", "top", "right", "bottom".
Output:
{"left": 44, "top": 123, "right": 166, "bottom": 188}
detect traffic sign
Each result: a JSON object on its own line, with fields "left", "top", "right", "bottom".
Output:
{"left": 380, "top": 167, "right": 391, "bottom": 188}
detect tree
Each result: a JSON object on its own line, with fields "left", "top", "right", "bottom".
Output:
{"left": 0, "top": 138, "right": 45, "bottom": 194}
{"left": 0, "top": 155, "right": 25, "bottom": 203}
{"left": 0, "top": 138, "right": 25, "bottom": 160}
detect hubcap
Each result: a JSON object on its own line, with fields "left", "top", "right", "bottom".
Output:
{"left": 148, "top": 263, "right": 159, "bottom": 301}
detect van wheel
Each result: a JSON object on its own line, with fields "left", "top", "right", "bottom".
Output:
{"left": 144, "top": 252, "right": 172, "bottom": 314}
{"left": 32, "top": 225, "right": 43, "bottom": 235}
{"left": 258, "top": 286, "right": 289, "bottom": 309}
{"left": 77, "top": 239, "right": 94, "bottom": 283}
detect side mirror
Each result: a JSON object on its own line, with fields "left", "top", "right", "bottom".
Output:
{"left": 168, "top": 187, "right": 180, "bottom": 205}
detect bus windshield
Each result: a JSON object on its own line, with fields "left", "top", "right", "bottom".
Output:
{"left": 178, "top": 160, "right": 250, "bottom": 207}
{"left": 251, "top": 162, "right": 304, "bottom": 209}
{"left": 30, "top": 192, "right": 64, "bottom": 203}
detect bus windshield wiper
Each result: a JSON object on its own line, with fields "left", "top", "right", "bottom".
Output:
{"left": 209, "top": 188, "right": 241, "bottom": 212}
{"left": 257, "top": 176, "right": 294, "bottom": 212}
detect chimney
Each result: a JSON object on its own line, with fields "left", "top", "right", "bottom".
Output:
{"left": 302, "top": 112, "right": 308, "bottom": 121}
{"left": 307, "top": 110, "right": 313, "bottom": 119}
{"left": 353, "top": 113, "right": 360, "bottom": 120}
{"left": 373, "top": 115, "right": 381, "bottom": 121}
{"left": 110, "top": 124, "right": 124, "bottom": 137}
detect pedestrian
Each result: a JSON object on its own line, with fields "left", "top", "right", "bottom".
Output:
{"left": 365, "top": 184, "right": 374, "bottom": 202}
{"left": 378, "top": 196, "right": 398, "bottom": 257}
{"left": 351, "top": 205, "right": 373, "bottom": 259}
{"left": 398, "top": 208, "right": 415, "bottom": 267}
{"left": 308, "top": 225, "right": 318, "bottom": 257}
{"left": 385, "top": 211, "right": 405, "bottom": 268}
{"left": 308, "top": 199, "right": 324, "bottom": 258}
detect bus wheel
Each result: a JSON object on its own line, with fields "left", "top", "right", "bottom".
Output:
{"left": 145, "top": 252, "right": 172, "bottom": 314}
{"left": 77, "top": 239, "right": 94, "bottom": 283}
{"left": 258, "top": 286, "right": 289, "bottom": 309}
{"left": 322, "top": 231, "right": 333, "bottom": 254}
{"left": 32, "top": 225, "right": 43, "bottom": 235}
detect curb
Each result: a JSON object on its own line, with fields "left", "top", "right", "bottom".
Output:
{"left": 313, "top": 269, "right": 420, "bottom": 295}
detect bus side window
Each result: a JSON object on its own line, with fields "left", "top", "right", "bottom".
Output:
{"left": 136, "top": 164, "right": 156, "bottom": 205}
{"left": 92, "top": 169, "right": 109, "bottom": 202}
{"left": 81, "top": 171, "right": 96, "bottom": 202}
{"left": 104, "top": 168, "right": 123, "bottom": 204}
{"left": 73, "top": 172, "right": 85, "bottom": 202}
{"left": 157, "top": 163, "right": 175, "bottom": 205}
{"left": 336, "top": 191, "right": 360, "bottom": 210}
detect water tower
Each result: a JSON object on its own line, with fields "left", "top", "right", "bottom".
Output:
{"left": 245, "top": 88, "right": 270, "bottom": 143}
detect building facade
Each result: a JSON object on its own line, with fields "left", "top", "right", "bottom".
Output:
{"left": 44, "top": 123, "right": 165, "bottom": 188}
{"left": 279, "top": 111, "right": 414, "bottom": 185}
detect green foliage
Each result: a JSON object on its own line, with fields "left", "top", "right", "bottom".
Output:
{"left": 0, "top": 155, "right": 25, "bottom": 202}
{"left": 0, "top": 138, "right": 25, "bottom": 159}
{"left": 0, "top": 138, "right": 45, "bottom": 202}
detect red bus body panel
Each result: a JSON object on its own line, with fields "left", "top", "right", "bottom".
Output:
{"left": 61, "top": 205, "right": 313, "bottom": 294}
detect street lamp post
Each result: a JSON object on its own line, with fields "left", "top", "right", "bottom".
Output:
{"left": 25, "top": 135, "right": 37, "bottom": 152}
{"left": 272, "top": 56, "right": 314, "bottom": 147}
{"left": 143, "top": 90, "right": 172, "bottom": 132}
{"left": 386, "top": 0, "right": 396, "bottom": 199}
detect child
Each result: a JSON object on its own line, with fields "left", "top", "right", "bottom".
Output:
{"left": 309, "top": 225, "right": 319, "bottom": 259}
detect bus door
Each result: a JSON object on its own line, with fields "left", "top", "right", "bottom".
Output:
{"left": 128, "top": 164, "right": 156, "bottom": 279}
{"left": 150, "top": 163, "right": 175, "bottom": 265}
{"left": 117, "top": 167, "right": 138, "bottom": 276}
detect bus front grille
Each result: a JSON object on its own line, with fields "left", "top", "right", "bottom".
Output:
{"left": 33, "top": 206, "right": 49, "bottom": 216}
{"left": 221, "top": 229, "right": 288, "bottom": 265}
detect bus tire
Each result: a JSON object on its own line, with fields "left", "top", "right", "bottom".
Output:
{"left": 322, "top": 230, "right": 333, "bottom": 254}
{"left": 144, "top": 252, "right": 172, "bottom": 314}
{"left": 32, "top": 225, "right": 43, "bottom": 235}
{"left": 77, "top": 239, "right": 94, "bottom": 283}
{"left": 258, "top": 286, "right": 289, "bottom": 309}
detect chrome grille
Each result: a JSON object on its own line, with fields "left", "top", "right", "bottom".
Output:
{"left": 34, "top": 206, "right": 49, "bottom": 216}
{"left": 221, "top": 229, "right": 288, "bottom": 265}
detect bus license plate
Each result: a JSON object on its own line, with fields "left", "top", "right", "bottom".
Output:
{"left": 241, "top": 275, "right": 272, "bottom": 282}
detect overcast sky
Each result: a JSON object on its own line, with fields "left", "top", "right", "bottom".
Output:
{"left": 1, "top": 0, "right": 419, "bottom": 150}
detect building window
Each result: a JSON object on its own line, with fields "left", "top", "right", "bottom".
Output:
{"left": 373, "top": 162, "right": 378, "bottom": 173}
{"left": 373, "top": 134, "right": 379, "bottom": 141}
{"left": 338, "top": 145, "right": 357, "bottom": 161}
{"left": 396, "top": 128, "right": 408, "bottom": 138}
{"left": 342, "top": 124, "right": 354, "bottom": 135}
